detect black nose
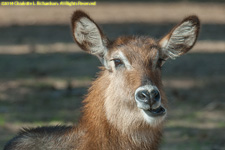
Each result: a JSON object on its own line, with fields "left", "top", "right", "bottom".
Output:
{"left": 150, "top": 89, "right": 160, "bottom": 102}
{"left": 136, "top": 89, "right": 160, "bottom": 105}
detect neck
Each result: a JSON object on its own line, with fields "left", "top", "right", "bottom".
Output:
{"left": 78, "top": 70, "right": 162, "bottom": 150}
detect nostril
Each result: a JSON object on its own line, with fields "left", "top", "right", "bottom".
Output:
{"left": 137, "top": 90, "right": 150, "bottom": 102}
{"left": 151, "top": 90, "right": 160, "bottom": 101}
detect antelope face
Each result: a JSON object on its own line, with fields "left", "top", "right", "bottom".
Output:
{"left": 105, "top": 37, "right": 167, "bottom": 124}
{"left": 71, "top": 11, "right": 200, "bottom": 128}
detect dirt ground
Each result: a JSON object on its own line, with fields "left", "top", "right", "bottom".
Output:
{"left": 0, "top": 2, "right": 225, "bottom": 150}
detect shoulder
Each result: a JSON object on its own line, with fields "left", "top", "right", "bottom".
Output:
{"left": 4, "top": 125, "right": 73, "bottom": 150}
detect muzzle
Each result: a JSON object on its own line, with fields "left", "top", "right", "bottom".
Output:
{"left": 135, "top": 85, "right": 166, "bottom": 117}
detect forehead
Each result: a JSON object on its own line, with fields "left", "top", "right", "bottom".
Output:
{"left": 109, "top": 36, "right": 160, "bottom": 62}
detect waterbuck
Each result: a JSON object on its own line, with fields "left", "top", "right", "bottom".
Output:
{"left": 4, "top": 10, "right": 200, "bottom": 150}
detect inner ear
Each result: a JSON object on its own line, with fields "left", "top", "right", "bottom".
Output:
{"left": 71, "top": 10, "right": 109, "bottom": 63}
{"left": 74, "top": 17, "right": 107, "bottom": 54}
{"left": 159, "top": 16, "right": 200, "bottom": 59}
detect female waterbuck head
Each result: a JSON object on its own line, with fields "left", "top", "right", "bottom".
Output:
{"left": 72, "top": 11, "right": 200, "bottom": 133}
{"left": 4, "top": 10, "right": 200, "bottom": 150}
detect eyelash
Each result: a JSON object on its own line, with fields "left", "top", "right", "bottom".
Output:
{"left": 111, "top": 59, "right": 123, "bottom": 68}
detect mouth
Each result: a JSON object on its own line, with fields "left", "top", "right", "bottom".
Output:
{"left": 143, "top": 106, "right": 166, "bottom": 117}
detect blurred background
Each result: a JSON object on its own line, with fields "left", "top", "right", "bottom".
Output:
{"left": 0, "top": 0, "right": 225, "bottom": 149}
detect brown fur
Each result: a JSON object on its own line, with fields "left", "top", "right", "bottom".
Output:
{"left": 4, "top": 11, "right": 200, "bottom": 150}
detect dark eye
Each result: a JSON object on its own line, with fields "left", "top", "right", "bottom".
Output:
{"left": 112, "top": 59, "right": 123, "bottom": 68}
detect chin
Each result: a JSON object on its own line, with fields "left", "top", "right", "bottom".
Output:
{"left": 141, "top": 107, "right": 167, "bottom": 127}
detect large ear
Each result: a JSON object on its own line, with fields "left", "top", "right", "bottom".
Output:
{"left": 71, "top": 10, "right": 109, "bottom": 63}
{"left": 159, "top": 16, "right": 200, "bottom": 59}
